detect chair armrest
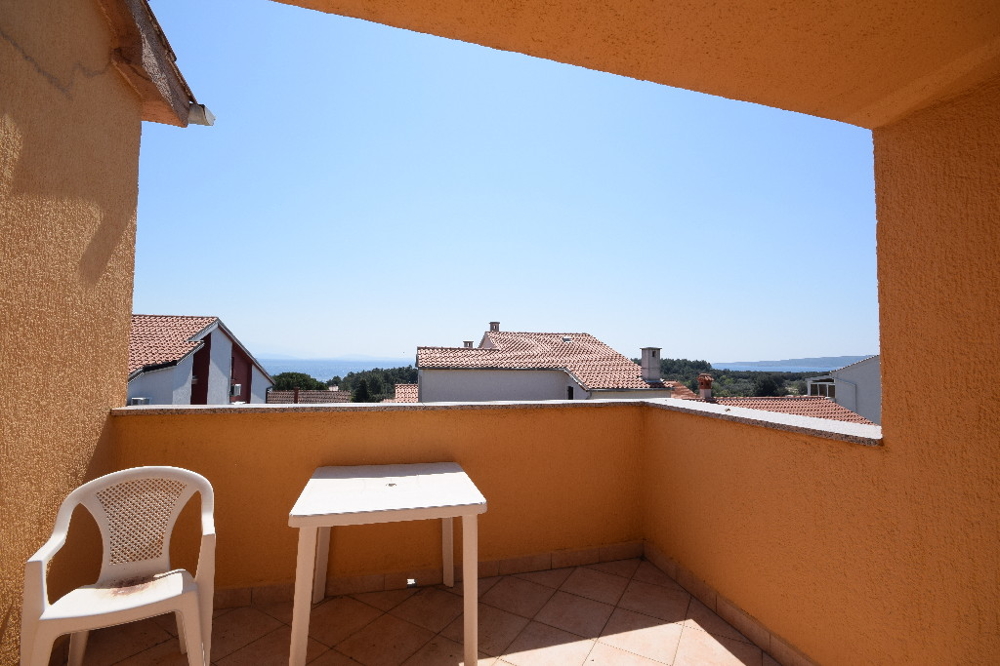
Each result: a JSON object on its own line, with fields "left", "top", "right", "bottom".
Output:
{"left": 195, "top": 530, "right": 216, "bottom": 585}
{"left": 23, "top": 531, "right": 67, "bottom": 612}
{"left": 27, "top": 531, "right": 68, "bottom": 567}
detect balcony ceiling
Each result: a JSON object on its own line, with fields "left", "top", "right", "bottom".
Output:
{"left": 275, "top": 0, "right": 1000, "bottom": 128}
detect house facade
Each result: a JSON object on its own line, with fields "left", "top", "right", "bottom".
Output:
{"left": 806, "top": 355, "right": 881, "bottom": 424}
{"left": 417, "top": 322, "right": 687, "bottom": 402}
{"left": 128, "top": 315, "right": 273, "bottom": 405}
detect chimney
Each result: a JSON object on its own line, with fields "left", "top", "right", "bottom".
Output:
{"left": 463, "top": 340, "right": 473, "bottom": 348}
{"left": 640, "top": 348, "right": 661, "bottom": 383}
{"left": 489, "top": 321, "right": 500, "bottom": 332}
{"left": 697, "top": 373, "right": 713, "bottom": 399}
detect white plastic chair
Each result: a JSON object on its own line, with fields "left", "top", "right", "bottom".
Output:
{"left": 20, "top": 466, "right": 215, "bottom": 666}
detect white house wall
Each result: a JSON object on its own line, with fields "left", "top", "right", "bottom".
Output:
{"left": 420, "top": 369, "right": 576, "bottom": 402}
{"left": 127, "top": 355, "right": 193, "bottom": 405}
{"left": 833, "top": 356, "right": 882, "bottom": 424}
{"left": 250, "top": 365, "right": 270, "bottom": 403}
{"left": 207, "top": 330, "right": 233, "bottom": 404}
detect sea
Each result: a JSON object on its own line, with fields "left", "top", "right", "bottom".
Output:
{"left": 711, "top": 355, "right": 874, "bottom": 373}
{"left": 258, "top": 358, "right": 413, "bottom": 382}
{"left": 711, "top": 364, "right": 835, "bottom": 373}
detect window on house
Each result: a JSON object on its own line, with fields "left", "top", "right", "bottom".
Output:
{"left": 567, "top": 386, "right": 574, "bottom": 400}
{"left": 810, "top": 382, "right": 836, "bottom": 399}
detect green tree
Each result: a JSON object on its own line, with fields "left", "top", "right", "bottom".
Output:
{"left": 272, "top": 372, "right": 326, "bottom": 391}
{"left": 752, "top": 374, "right": 786, "bottom": 397}
{"left": 352, "top": 378, "right": 375, "bottom": 403}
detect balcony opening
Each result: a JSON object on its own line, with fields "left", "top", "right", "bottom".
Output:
{"left": 134, "top": 0, "right": 878, "bottom": 375}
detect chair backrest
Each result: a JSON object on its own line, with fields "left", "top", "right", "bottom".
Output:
{"left": 61, "top": 466, "right": 213, "bottom": 586}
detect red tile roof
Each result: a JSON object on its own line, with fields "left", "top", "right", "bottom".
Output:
{"left": 668, "top": 383, "right": 700, "bottom": 400}
{"left": 382, "top": 383, "right": 419, "bottom": 403}
{"left": 418, "top": 331, "right": 668, "bottom": 391}
{"left": 707, "top": 396, "right": 875, "bottom": 425}
{"left": 266, "top": 390, "right": 353, "bottom": 404}
{"left": 129, "top": 314, "right": 217, "bottom": 376}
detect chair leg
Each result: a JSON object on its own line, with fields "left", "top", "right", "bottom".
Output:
{"left": 24, "top": 625, "right": 55, "bottom": 666}
{"left": 176, "top": 611, "right": 187, "bottom": 654}
{"left": 179, "top": 612, "right": 206, "bottom": 666}
{"left": 199, "top": 593, "right": 213, "bottom": 663}
{"left": 68, "top": 630, "right": 89, "bottom": 666}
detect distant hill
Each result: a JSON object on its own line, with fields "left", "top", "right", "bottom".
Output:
{"left": 712, "top": 355, "right": 875, "bottom": 373}
{"left": 258, "top": 357, "right": 413, "bottom": 381}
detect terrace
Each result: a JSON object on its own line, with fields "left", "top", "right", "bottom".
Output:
{"left": 37, "top": 399, "right": 879, "bottom": 665}
{"left": 4, "top": 1, "right": 998, "bottom": 665}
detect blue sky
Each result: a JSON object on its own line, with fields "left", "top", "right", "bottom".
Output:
{"left": 135, "top": 0, "right": 879, "bottom": 362}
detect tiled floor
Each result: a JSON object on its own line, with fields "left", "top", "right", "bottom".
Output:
{"left": 54, "top": 558, "right": 777, "bottom": 665}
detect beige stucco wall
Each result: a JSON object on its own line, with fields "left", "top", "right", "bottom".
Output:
{"left": 2, "top": 0, "right": 998, "bottom": 662}
{"left": 0, "top": 0, "right": 141, "bottom": 659}
{"left": 640, "top": 76, "right": 1000, "bottom": 664}
{"left": 108, "top": 403, "right": 645, "bottom": 588}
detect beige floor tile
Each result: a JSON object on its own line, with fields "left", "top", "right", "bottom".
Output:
{"left": 617, "top": 580, "right": 690, "bottom": 624}
{"left": 534, "top": 591, "right": 615, "bottom": 638}
{"left": 308, "top": 650, "right": 365, "bottom": 665}
{"left": 400, "top": 634, "right": 496, "bottom": 665}
{"left": 683, "top": 598, "right": 750, "bottom": 644}
{"left": 584, "top": 641, "right": 671, "bottom": 665}
{"left": 335, "top": 613, "right": 434, "bottom": 665}
{"left": 389, "top": 586, "right": 465, "bottom": 632}
{"left": 441, "top": 602, "right": 530, "bottom": 657}
{"left": 78, "top": 618, "right": 175, "bottom": 665}
{"left": 210, "top": 606, "right": 284, "bottom": 661}
{"left": 559, "top": 568, "right": 630, "bottom": 606}
{"left": 632, "top": 562, "right": 683, "bottom": 590}
{"left": 672, "top": 627, "right": 763, "bottom": 666}
{"left": 308, "top": 596, "right": 384, "bottom": 647}
{"left": 502, "top": 621, "right": 596, "bottom": 666}
{"left": 513, "top": 568, "right": 575, "bottom": 589}
{"left": 598, "top": 608, "right": 683, "bottom": 663}
{"left": 478, "top": 576, "right": 502, "bottom": 597}
{"left": 112, "top": 638, "right": 190, "bottom": 666}
{"left": 256, "top": 600, "right": 295, "bottom": 625}
{"left": 217, "top": 625, "right": 326, "bottom": 666}
{"left": 480, "top": 577, "right": 556, "bottom": 619}
{"left": 149, "top": 611, "right": 180, "bottom": 637}
{"left": 352, "top": 588, "right": 418, "bottom": 612}
{"left": 586, "top": 559, "right": 641, "bottom": 581}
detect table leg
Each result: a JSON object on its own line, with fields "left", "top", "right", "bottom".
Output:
{"left": 462, "top": 515, "right": 478, "bottom": 665}
{"left": 290, "top": 527, "right": 318, "bottom": 666}
{"left": 313, "top": 526, "right": 332, "bottom": 603}
{"left": 442, "top": 517, "right": 454, "bottom": 587}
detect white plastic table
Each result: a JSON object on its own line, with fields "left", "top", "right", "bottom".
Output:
{"left": 288, "top": 462, "right": 487, "bottom": 666}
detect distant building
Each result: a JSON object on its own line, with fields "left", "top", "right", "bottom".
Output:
{"left": 416, "top": 321, "right": 691, "bottom": 403}
{"left": 382, "top": 384, "right": 419, "bottom": 403}
{"left": 128, "top": 315, "right": 273, "bottom": 405}
{"left": 806, "top": 355, "right": 881, "bottom": 424}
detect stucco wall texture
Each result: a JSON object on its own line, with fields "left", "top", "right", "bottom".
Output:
{"left": 0, "top": 0, "right": 140, "bottom": 660}
{"left": 107, "top": 405, "right": 645, "bottom": 588}
{"left": 284, "top": 0, "right": 1000, "bottom": 128}
{"left": 3, "top": 0, "right": 1000, "bottom": 662}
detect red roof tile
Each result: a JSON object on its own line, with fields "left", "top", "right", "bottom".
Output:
{"left": 418, "top": 331, "right": 667, "bottom": 391}
{"left": 382, "top": 383, "right": 419, "bottom": 403}
{"left": 707, "top": 396, "right": 875, "bottom": 425}
{"left": 129, "top": 314, "right": 217, "bottom": 376}
{"left": 266, "top": 390, "right": 353, "bottom": 404}
{"left": 668, "top": 383, "right": 700, "bottom": 400}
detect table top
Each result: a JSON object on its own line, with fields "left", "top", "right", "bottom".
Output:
{"left": 289, "top": 462, "right": 487, "bottom": 528}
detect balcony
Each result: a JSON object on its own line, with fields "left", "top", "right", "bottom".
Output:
{"left": 38, "top": 398, "right": 878, "bottom": 665}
